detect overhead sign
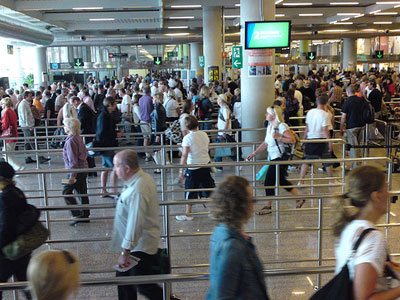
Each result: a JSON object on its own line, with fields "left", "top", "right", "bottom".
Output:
{"left": 232, "top": 46, "right": 243, "bottom": 69}
{"left": 375, "top": 50, "right": 384, "bottom": 59}
{"left": 167, "top": 51, "right": 178, "bottom": 58}
{"left": 245, "top": 21, "right": 291, "bottom": 49}
{"left": 50, "top": 62, "right": 74, "bottom": 70}
{"left": 74, "top": 58, "right": 84, "bottom": 68}
{"left": 222, "top": 52, "right": 228, "bottom": 58}
{"left": 199, "top": 56, "right": 205, "bottom": 68}
{"left": 154, "top": 56, "right": 162, "bottom": 65}
{"left": 307, "top": 51, "right": 316, "bottom": 61}
{"left": 50, "top": 63, "right": 59, "bottom": 70}
{"left": 7, "top": 45, "right": 13, "bottom": 55}
{"left": 108, "top": 53, "right": 128, "bottom": 58}
{"left": 248, "top": 49, "right": 273, "bottom": 77}
{"left": 208, "top": 66, "right": 219, "bottom": 82}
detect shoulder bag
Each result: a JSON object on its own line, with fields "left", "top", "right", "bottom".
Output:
{"left": 309, "top": 228, "right": 376, "bottom": 300}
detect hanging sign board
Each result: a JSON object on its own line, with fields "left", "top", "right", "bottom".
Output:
{"left": 248, "top": 49, "right": 273, "bottom": 77}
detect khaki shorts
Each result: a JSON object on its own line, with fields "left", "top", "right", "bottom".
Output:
{"left": 140, "top": 122, "right": 152, "bottom": 139}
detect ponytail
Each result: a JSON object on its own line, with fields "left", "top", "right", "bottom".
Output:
{"left": 332, "top": 194, "right": 361, "bottom": 237}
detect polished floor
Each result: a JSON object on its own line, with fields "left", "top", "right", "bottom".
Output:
{"left": 2, "top": 144, "right": 398, "bottom": 300}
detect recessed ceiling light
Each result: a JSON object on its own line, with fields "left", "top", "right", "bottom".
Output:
{"left": 374, "top": 21, "right": 393, "bottom": 24}
{"left": 171, "top": 5, "right": 201, "bottom": 8}
{"left": 224, "top": 15, "right": 240, "bottom": 18}
{"left": 89, "top": 18, "right": 115, "bottom": 21}
{"left": 283, "top": 2, "right": 312, "bottom": 5}
{"left": 299, "top": 13, "right": 323, "bottom": 16}
{"left": 275, "top": 14, "right": 285, "bottom": 17}
{"left": 165, "top": 33, "right": 190, "bottom": 36}
{"left": 330, "top": 2, "right": 359, "bottom": 4}
{"left": 374, "top": 12, "right": 397, "bottom": 15}
{"left": 235, "top": 3, "right": 240, "bottom": 6}
{"left": 169, "top": 16, "right": 195, "bottom": 19}
{"left": 72, "top": 7, "right": 103, "bottom": 10}
{"left": 167, "top": 26, "right": 189, "bottom": 29}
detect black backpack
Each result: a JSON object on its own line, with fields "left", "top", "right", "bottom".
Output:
{"left": 362, "top": 100, "right": 375, "bottom": 125}
{"left": 309, "top": 228, "right": 376, "bottom": 300}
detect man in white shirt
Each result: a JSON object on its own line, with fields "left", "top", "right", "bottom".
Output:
{"left": 111, "top": 150, "right": 164, "bottom": 300}
{"left": 291, "top": 83, "right": 304, "bottom": 116}
{"left": 150, "top": 81, "right": 159, "bottom": 96}
{"left": 118, "top": 88, "right": 132, "bottom": 115}
{"left": 298, "top": 94, "right": 333, "bottom": 184}
{"left": 55, "top": 88, "right": 68, "bottom": 112}
{"left": 18, "top": 91, "right": 50, "bottom": 164}
{"left": 275, "top": 75, "right": 283, "bottom": 96}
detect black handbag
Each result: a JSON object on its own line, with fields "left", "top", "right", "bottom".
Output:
{"left": 152, "top": 248, "right": 171, "bottom": 274}
{"left": 309, "top": 228, "right": 376, "bottom": 300}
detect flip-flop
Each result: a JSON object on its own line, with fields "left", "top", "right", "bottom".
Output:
{"left": 256, "top": 206, "right": 272, "bottom": 215}
{"left": 296, "top": 200, "right": 306, "bottom": 209}
{"left": 101, "top": 194, "right": 114, "bottom": 199}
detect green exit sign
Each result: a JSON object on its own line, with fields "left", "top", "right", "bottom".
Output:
{"left": 154, "top": 56, "right": 162, "bottom": 65}
{"left": 199, "top": 56, "right": 205, "bottom": 68}
{"left": 307, "top": 52, "right": 316, "bottom": 61}
{"left": 375, "top": 50, "right": 384, "bottom": 59}
{"left": 232, "top": 46, "right": 243, "bottom": 69}
{"left": 74, "top": 58, "right": 84, "bottom": 68}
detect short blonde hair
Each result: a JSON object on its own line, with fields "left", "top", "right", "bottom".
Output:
{"left": 63, "top": 118, "right": 81, "bottom": 136}
{"left": 1, "top": 97, "right": 13, "bottom": 108}
{"left": 27, "top": 250, "right": 80, "bottom": 300}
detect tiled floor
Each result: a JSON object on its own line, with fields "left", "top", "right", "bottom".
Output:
{"left": 2, "top": 144, "right": 398, "bottom": 300}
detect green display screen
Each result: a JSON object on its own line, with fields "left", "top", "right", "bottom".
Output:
{"left": 245, "top": 21, "right": 291, "bottom": 49}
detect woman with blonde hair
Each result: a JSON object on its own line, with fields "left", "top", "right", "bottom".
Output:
{"left": 27, "top": 250, "right": 80, "bottom": 300}
{"left": 1, "top": 97, "right": 23, "bottom": 171}
{"left": 62, "top": 118, "right": 90, "bottom": 226}
{"left": 198, "top": 85, "right": 213, "bottom": 130}
{"left": 332, "top": 165, "right": 400, "bottom": 300}
{"left": 247, "top": 105, "right": 303, "bottom": 215}
{"left": 207, "top": 176, "right": 270, "bottom": 299}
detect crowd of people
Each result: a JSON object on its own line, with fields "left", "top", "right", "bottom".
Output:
{"left": 1, "top": 66, "right": 400, "bottom": 300}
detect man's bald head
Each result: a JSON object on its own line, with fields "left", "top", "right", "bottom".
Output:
{"left": 115, "top": 150, "right": 139, "bottom": 170}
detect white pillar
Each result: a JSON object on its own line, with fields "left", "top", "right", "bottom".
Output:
{"left": 15, "top": 47, "right": 24, "bottom": 87}
{"left": 343, "top": 38, "right": 357, "bottom": 71}
{"left": 240, "top": 0, "right": 275, "bottom": 157}
{"left": 203, "top": 6, "right": 222, "bottom": 85}
{"left": 190, "top": 42, "right": 203, "bottom": 75}
{"left": 299, "top": 40, "right": 310, "bottom": 75}
{"left": 34, "top": 46, "right": 47, "bottom": 88}
{"left": 67, "top": 46, "right": 74, "bottom": 62}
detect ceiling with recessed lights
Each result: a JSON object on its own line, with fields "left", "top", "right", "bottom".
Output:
{"left": 1, "top": 0, "right": 400, "bottom": 47}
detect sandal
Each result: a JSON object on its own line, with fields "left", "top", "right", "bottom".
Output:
{"left": 296, "top": 200, "right": 306, "bottom": 209}
{"left": 256, "top": 206, "right": 272, "bottom": 215}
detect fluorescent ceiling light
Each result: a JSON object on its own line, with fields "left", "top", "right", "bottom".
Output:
{"left": 171, "top": 5, "right": 201, "bottom": 8}
{"left": 374, "top": 21, "right": 393, "bottom": 24}
{"left": 168, "top": 26, "right": 189, "bottom": 29}
{"left": 169, "top": 16, "right": 194, "bottom": 19}
{"left": 275, "top": 14, "right": 285, "bottom": 17}
{"left": 341, "top": 17, "right": 350, "bottom": 21}
{"left": 224, "top": 15, "right": 240, "bottom": 18}
{"left": 283, "top": 2, "right": 312, "bottom": 5}
{"left": 235, "top": 4, "right": 240, "bottom": 7}
{"left": 89, "top": 18, "right": 114, "bottom": 21}
{"left": 362, "top": 28, "right": 377, "bottom": 31}
{"left": 336, "top": 22, "right": 353, "bottom": 24}
{"left": 123, "top": 6, "right": 152, "bottom": 9}
{"left": 275, "top": 0, "right": 284, "bottom": 3}
{"left": 337, "top": 12, "right": 362, "bottom": 15}
{"left": 165, "top": 33, "right": 190, "bottom": 36}
{"left": 376, "top": 1, "right": 400, "bottom": 4}
{"left": 139, "top": 50, "right": 148, "bottom": 53}
{"left": 72, "top": 7, "right": 103, "bottom": 10}
{"left": 391, "top": 29, "right": 400, "bottom": 31}
{"left": 324, "top": 29, "right": 349, "bottom": 32}
{"left": 374, "top": 12, "right": 397, "bottom": 15}
{"left": 299, "top": 13, "right": 323, "bottom": 16}
{"left": 354, "top": 13, "right": 364, "bottom": 18}
{"left": 370, "top": 10, "right": 382, "bottom": 14}
{"left": 330, "top": 2, "right": 359, "bottom": 4}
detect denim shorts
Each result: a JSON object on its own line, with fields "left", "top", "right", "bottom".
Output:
{"left": 102, "top": 151, "right": 115, "bottom": 168}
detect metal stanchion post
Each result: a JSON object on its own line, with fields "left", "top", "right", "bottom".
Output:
{"left": 252, "top": 144, "right": 256, "bottom": 195}
{"left": 316, "top": 197, "right": 323, "bottom": 290}
{"left": 45, "top": 119, "right": 49, "bottom": 151}
{"left": 386, "top": 161, "right": 393, "bottom": 239}
{"left": 275, "top": 163, "right": 280, "bottom": 230}
{"left": 341, "top": 142, "right": 346, "bottom": 193}
{"left": 34, "top": 128, "right": 39, "bottom": 169}
{"left": 235, "top": 131, "right": 240, "bottom": 176}
{"left": 41, "top": 173, "right": 51, "bottom": 241}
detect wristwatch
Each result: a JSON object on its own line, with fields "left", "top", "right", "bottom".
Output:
{"left": 121, "top": 250, "right": 130, "bottom": 256}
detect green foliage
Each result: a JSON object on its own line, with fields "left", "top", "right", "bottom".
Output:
{"left": 24, "top": 73, "right": 34, "bottom": 88}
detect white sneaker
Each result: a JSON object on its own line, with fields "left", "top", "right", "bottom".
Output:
{"left": 175, "top": 215, "right": 194, "bottom": 221}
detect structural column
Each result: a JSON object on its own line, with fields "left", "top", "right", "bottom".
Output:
{"left": 299, "top": 40, "right": 310, "bottom": 75}
{"left": 203, "top": 6, "right": 222, "bottom": 85}
{"left": 190, "top": 42, "right": 203, "bottom": 75}
{"left": 342, "top": 38, "right": 357, "bottom": 71}
{"left": 240, "top": 0, "right": 275, "bottom": 158}
{"left": 34, "top": 46, "right": 48, "bottom": 88}
{"left": 67, "top": 46, "right": 74, "bottom": 62}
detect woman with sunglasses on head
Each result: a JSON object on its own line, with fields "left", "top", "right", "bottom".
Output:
{"left": 27, "top": 250, "right": 80, "bottom": 300}
{"left": 207, "top": 176, "right": 270, "bottom": 300}
{"left": 247, "top": 105, "right": 303, "bottom": 215}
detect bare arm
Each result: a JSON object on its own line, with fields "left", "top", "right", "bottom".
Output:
{"left": 247, "top": 141, "right": 267, "bottom": 160}
{"left": 340, "top": 113, "right": 347, "bottom": 135}
{"left": 179, "top": 146, "right": 190, "bottom": 179}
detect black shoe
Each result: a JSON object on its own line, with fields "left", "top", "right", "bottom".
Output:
{"left": 170, "top": 295, "right": 181, "bottom": 300}
{"left": 39, "top": 157, "right": 50, "bottom": 164}
{"left": 25, "top": 157, "right": 36, "bottom": 164}
{"left": 69, "top": 217, "right": 90, "bottom": 226}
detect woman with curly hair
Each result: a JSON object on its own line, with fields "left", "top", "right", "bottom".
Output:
{"left": 207, "top": 176, "right": 270, "bottom": 300}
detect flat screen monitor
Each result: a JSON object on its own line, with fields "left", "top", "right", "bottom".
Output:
{"left": 245, "top": 21, "right": 291, "bottom": 49}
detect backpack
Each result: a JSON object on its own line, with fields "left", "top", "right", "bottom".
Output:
{"left": 362, "top": 100, "right": 375, "bottom": 124}
{"left": 275, "top": 125, "right": 303, "bottom": 160}
{"left": 194, "top": 98, "right": 205, "bottom": 120}
{"left": 309, "top": 228, "right": 376, "bottom": 300}
{"left": 164, "top": 119, "right": 183, "bottom": 144}
{"left": 286, "top": 98, "right": 300, "bottom": 115}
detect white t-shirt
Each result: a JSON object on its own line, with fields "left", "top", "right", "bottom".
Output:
{"left": 294, "top": 90, "right": 303, "bottom": 116}
{"left": 264, "top": 122, "right": 289, "bottom": 160}
{"left": 233, "top": 102, "right": 242, "bottom": 125}
{"left": 306, "top": 108, "right": 329, "bottom": 139}
{"left": 275, "top": 80, "right": 283, "bottom": 93}
{"left": 182, "top": 130, "right": 211, "bottom": 170}
{"left": 132, "top": 104, "right": 141, "bottom": 124}
{"left": 174, "top": 88, "right": 183, "bottom": 101}
{"left": 335, "top": 220, "right": 388, "bottom": 291}
{"left": 179, "top": 113, "right": 190, "bottom": 132}
{"left": 151, "top": 85, "right": 158, "bottom": 96}
{"left": 217, "top": 105, "right": 231, "bottom": 136}
{"left": 164, "top": 98, "right": 179, "bottom": 118}
{"left": 120, "top": 95, "right": 132, "bottom": 114}
{"left": 62, "top": 103, "right": 78, "bottom": 121}
{"left": 55, "top": 94, "right": 65, "bottom": 110}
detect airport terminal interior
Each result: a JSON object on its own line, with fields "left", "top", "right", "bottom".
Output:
{"left": 2, "top": 0, "right": 400, "bottom": 300}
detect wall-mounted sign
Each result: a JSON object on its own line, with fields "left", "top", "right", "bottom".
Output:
{"left": 109, "top": 53, "right": 128, "bottom": 58}
{"left": 208, "top": 66, "right": 219, "bottom": 82}
{"left": 7, "top": 45, "right": 13, "bottom": 55}
{"left": 307, "top": 52, "right": 316, "bottom": 60}
{"left": 374, "top": 50, "right": 384, "bottom": 59}
{"left": 248, "top": 49, "right": 273, "bottom": 77}
{"left": 232, "top": 46, "right": 243, "bottom": 69}
{"left": 199, "top": 56, "right": 205, "bottom": 68}
{"left": 74, "top": 58, "right": 84, "bottom": 68}
{"left": 154, "top": 57, "right": 162, "bottom": 65}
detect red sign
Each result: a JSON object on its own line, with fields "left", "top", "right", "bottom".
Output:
{"left": 108, "top": 53, "right": 114, "bottom": 58}
{"left": 222, "top": 52, "right": 228, "bottom": 58}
